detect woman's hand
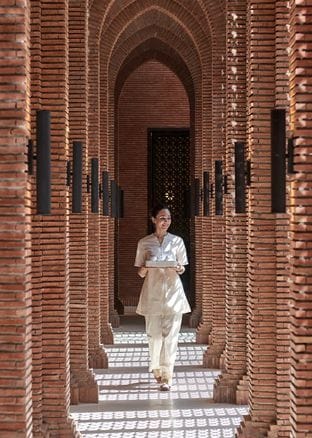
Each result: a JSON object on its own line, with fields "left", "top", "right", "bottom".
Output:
{"left": 175, "top": 264, "right": 185, "bottom": 275}
{"left": 138, "top": 266, "right": 148, "bottom": 278}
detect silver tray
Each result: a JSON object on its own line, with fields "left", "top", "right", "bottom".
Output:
{"left": 145, "top": 260, "right": 177, "bottom": 268}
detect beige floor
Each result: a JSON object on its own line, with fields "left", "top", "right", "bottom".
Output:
{"left": 70, "top": 316, "right": 248, "bottom": 437}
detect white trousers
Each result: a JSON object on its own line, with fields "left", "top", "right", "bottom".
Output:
{"left": 145, "top": 314, "right": 182, "bottom": 384}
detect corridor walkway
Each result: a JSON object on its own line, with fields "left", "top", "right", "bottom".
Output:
{"left": 70, "top": 316, "right": 248, "bottom": 437}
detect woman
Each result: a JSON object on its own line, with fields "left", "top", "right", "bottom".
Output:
{"left": 134, "top": 204, "right": 191, "bottom": 391}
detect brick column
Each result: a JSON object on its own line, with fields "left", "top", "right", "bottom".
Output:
{"left": 203, "top": 49, "right": 227, "bottom": 369}
{"left": 100, "top": 41, "right": 119, "bottom": 332}
{"left": 237, "top": 0, "right": 277, "bottom": 436}
{"left": 29, "top": 0, "right": 45, "bottom": 435}
{"left": 213, "top": 0, "right": 248, "bottom": 404}
{"left": 68, "top": 0, "right": 98, "bottom": 403}
{"left": 107, "top": 92, "right": 119, "bottom": 328}
{"left": 288, "top": 1, "right": 312, "bottom": 437}
{"left": 195, "top": 95, "right": 213, "bottom": 341}
{"left": 36, "top": 0, "right": 79, "bottom": 435}
{"left": 87, "top": 23, "right": 108, "bottom": 368}
{"left": 0, "top": 2, "right": 32, "bottom": 436}
{"left": 268, "top": 2, "right": 291, "bottom": 437}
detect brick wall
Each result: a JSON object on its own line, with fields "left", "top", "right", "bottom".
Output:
{"left": 288, "top": 1, "right": 312, "bottom": 437}
{"left": 213, "top": 0, "right": 248, "bottom": 404}
{"left": 0, "top": 2, "right": 32, "bottom": 436}
{"left": 34, "top": 0, "right": 79, "bottom": 435}
{"left": 238, "top": 1, "right": 278, "bottom": 436}
{"left": 117, "top": 60, "right": 190, "bottom": 306}
{"left": 68, "top": 0, "right": 99, "bottom": 403}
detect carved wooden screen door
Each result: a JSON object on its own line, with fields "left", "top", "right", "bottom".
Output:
{"left": 148, "top": 128, "right": 193, "bottom": 307}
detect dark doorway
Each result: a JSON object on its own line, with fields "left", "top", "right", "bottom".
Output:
{"left": 148, "top": 128, "right": 193, "bottom": 307}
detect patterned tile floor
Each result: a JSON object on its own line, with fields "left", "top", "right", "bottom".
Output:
{"left": 70, "top": 316, "right": 248, "bottom": 437}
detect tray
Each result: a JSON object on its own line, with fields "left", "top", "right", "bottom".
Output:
{"left": 145, "top": 260, "right": 177, "bottom": 268}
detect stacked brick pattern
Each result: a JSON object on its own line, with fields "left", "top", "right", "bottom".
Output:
{"left": 0, "top": 2, "right": 32, "bottom": 436}
{"left": 213, "top": 0, "right": 248, "bottom": 404}
{"left": 68, "top": 0, "right": 99, "bottom": 403}
{"left": 1, "top": 1, "right": 312, "bottom": 437}
{"left": 288, "top": 1, "right": 312, "bottom": 437}
{"left": 32, "top": 0, "right": 79, "bottom": 435}
{"left": 268, "top": 2, "right": 291, "bottom": 437}
{"left": 237, "top": 1, "right": 278, "bottom": 436}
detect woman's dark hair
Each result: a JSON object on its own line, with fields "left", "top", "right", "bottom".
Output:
{"left": 151, "top": 204, "right": 170, "bottom": 218}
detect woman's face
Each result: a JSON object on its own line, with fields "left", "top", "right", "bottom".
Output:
{"left": 152, "top": 208, "right": 171, "bottom": 233}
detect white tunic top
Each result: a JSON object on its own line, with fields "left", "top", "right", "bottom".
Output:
{"left": 134, "top": 232, "right": 191, "bottom": 316}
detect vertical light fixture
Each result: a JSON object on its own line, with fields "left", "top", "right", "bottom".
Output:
{"left": 215, "top": 160, "right": 223, "bottom": 215}
{"left": 203, "top": 171, "right": 210, "bottom": 216}
{"left": 271, "top": 108, "right": 286, "bottom": 213}
{"left": 91, "top": 158, "right": 99, "bottom": 213}
{"left": 36, "top": 110, "right": 51, "bottom": 215}
{"left": 102, "top": 171, "right": 110, "bottom": 216}
{"left": 72, "top": 141, "right": 83, "bottom": 213}
{"left": 235, "top": 142, "right": 246, "bottom": 213}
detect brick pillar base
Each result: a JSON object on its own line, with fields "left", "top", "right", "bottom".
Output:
{"left": 213, "top": 373, "right": 239, "bottom": 403}
{"left": 203, "top": 345, "right": 224, "bottom": 368}
{"left": 189, "top": 306, "right": 202, "bottom": 328}
{"left": 196, "top": 322, "right": 211, "bottom": 344}
{"left": 89, "top": 346, "right": 108, "bottom": 368}
{"left": 44, "top": 418, "right": 81, "bottom": 438}
{"left": 101, "top": 322, "right": 114, "bottom": 344}
{"left": 71, "top": 370, "right": 98, "bottom": 404}
{"left": 236, "top": 375, "right": 249, "bottom": 405}
{"left": 236, "top": 415, "right": 268, "bottom": 438}
{"left": 219, "top": 351, "right": 226, "bottom": 371}
{"left": 34, "top": 421, "right": 50, "bottom": 438}
{"left": 109, "top": 309, "right": 120, "bottom": 328}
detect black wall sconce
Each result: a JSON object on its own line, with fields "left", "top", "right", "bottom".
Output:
{"left": 110, "top": 180, "right": 117, "bottom": 218}
{"left": 223, "top": 174, "right": 228, "bottom": 195}
{"left": 194, "top": 178, "right": 200, "bottom": 217}
{"left": 271, "top": 108, "right": 286, "bottom": 213}
{"left": 91, "top": 158, "right": 99, "bottom": 213}
{"left": 188, "top": 179, "right": 200, "bottom": 218}
{"left": 235, "top": 141, "right": 247, "bottom": 213}
{"left": 287, "top": 136, "right": 296, "bottom": 174}
{"left": 215, "top": 160, "right": 223, "bottom": 215}
{"left": 117, "top": 186, "right": 124, "bottom": 219}
{"left": 27, "top": 110, "right": 51, "bottom": 215}
{"left": 72, "top": 142, "right": 83, "bottom": 213}
{"left": 66, "top": 141, "right": 83, "bottom": 213}
{"left": 107, "top": 179, "right": 124, "bottom": 219}
{"left": 101, "top": 171, "right": 110, "bottom": 216}
{"left": 203, "top": 171, "right": 210, "bottom": 216}
{"left": 184, "top": 185, "right": 191, "bottom": 219}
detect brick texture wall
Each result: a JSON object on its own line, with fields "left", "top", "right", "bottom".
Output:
{"left": 213, "top": 0, "right": 248, "bottom": 405}
{"left": 68, "top": 0, "right": 99, "bottom": 404}
{"left": 288, "top": 1, "right": 312, "bottom": 437}
{"left": 0, "top": 2, "right": 32, "bottom": 436}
